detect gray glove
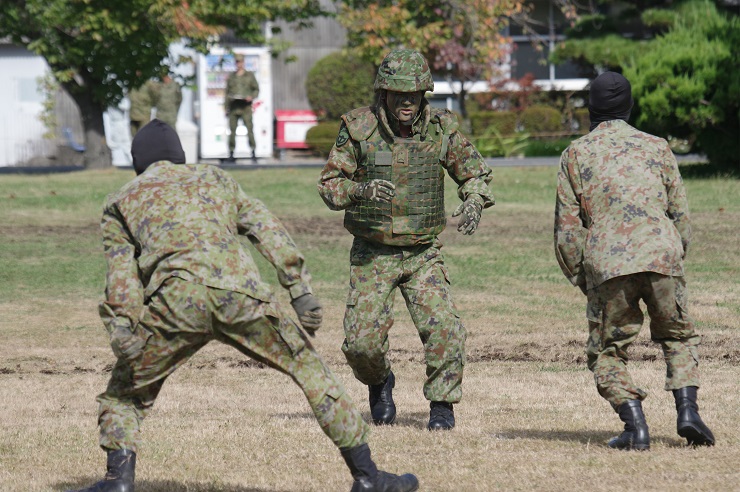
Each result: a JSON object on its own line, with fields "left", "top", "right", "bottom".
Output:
{"left": 291, "top": 294, "right": 323, "bottom": 335}
{"left": 452, "top": 195, "right": 484, "bottom": 235}
{"left": 110, "top": 325, "right": 145, "bottom": 361}
{"left": 351, "top": 179, "right": 396, "bottom": 203}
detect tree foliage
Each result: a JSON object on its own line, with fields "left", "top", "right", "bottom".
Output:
{"left": 305, "top": 52, "right": 376, "bottom": 120}
{"left": 625, "top": 1, "right": 739, "bottom": 169}
{"left": 552, "top": 0, "right": 739, "bottom": 169}
{"left": 335, "top": 0, "right": 530, "bottom": 117}
{"left": 0, "top": 0, "right": 326, "bottom": 167}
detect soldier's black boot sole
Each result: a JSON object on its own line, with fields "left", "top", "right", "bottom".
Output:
{"left": 369, "top": 372, "right": 396, "bottom": 425}
{"left": 608, "top": 400, "right": 650, "bottom": 451}
{"left": 674, "top": 387, "right": 715, "bottom": 446}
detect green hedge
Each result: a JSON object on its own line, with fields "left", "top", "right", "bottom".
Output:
{"left": 305, "top": 121, "right": 340, "bottom": 157}
{"left": 306, "top": 53, "right": 375, "bottom": 120}
{"left": 469, "top": 111, "right": 517, "bottom": 135}
{"left": 519, "top": 105, "right": 563, "bottom": 134}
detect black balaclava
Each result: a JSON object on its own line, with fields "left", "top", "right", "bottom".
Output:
{"left": 131, "top": 119, "right": 186, "bottom": 175}
{"left": 588, "top": 71, "right": 634, "bottom": 131}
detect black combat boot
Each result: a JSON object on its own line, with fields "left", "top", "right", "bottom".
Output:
{"left": 369, "top": 371, "right": 396, "bottom": 425}
{"left": 341, "top": 443, "right": 419, "bottom": 492}
{"left": 70, "top": 449, "right": 136, "bottom": 492}
{"left": 251, "top": 149, "right": 258, "bottom": 162}
{"left": 608, "top": 400, "right": 650, "bottom": 451}
{"left": 427, "top": 402, "right": 455, "bottom": 431}
{"left": 673, "top": 386, "right": 715, "bottom": 446}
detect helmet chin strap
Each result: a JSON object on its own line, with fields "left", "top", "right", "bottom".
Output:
{"left": 378, "top": 90, "right": 430, "bottom": 138}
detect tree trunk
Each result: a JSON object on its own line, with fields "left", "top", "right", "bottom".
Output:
{"left": 64, "top": 83, "right": 112, "bottom": 169}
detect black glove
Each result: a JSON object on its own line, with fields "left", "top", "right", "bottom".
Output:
{"left": 110, "top": 325, "right": 145, "bottom": 361}
{"left": 291, "top": 294, "right": 323, "bottom": 335}
{"left": 351, "top": 180, "right": 396, "bottom": 203}
{"left": 452, "top": 195, "right": 484, "bottom": 235}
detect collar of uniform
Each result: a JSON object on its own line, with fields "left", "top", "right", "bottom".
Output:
{"left": 594, "top": 119, "right": 630, "bottom": 131}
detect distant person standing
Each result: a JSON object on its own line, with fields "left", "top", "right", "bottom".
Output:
{"left": 128, "top": 79, "right": 156, "bottom": 137}
{"left": 224, "top": 53, "right": 259, "bottom": 162}
{"left": 151, "top": 74, "right": 182, "bottom": 130}
{"left": 554, "top": 71, "right": 715, "bottom": 451}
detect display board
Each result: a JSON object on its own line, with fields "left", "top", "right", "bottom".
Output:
{"left": 197, "top": 47, "right": 273, "bottom": 159}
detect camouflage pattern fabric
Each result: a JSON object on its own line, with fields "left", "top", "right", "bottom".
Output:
{"left": 586, "top": 273, "right": 700, "bottom": 408}
{"left": 96, "top": 161, "right": 369, "bottom": 451}
{"left": 128, "top": 81, "right": 156, "bottom": 136}
{"left": 151, "top": 80, "right": 182, "bottom": 129}
{"left": 341, "top": 238, "right": 465, "bottom": 402}
{"left": 318, "top": 105, "right": 494, "bottom": 246}
{"left": 554, "top": 119, "right": 690, "bottom": 290}
{"left": 374, "top": 49, "right": 434, "bottom": 93}
{"left": 98, "top": 278, "right": 369, "bottom": 452}
{"left": 318, "top": 79, "right": 492, "bottom": 404}
{"left": 225, "top": 71, "right": 259, "bottom": 152}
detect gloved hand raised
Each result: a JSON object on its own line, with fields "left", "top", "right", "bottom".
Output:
{"left": 110, "top": 325, "right": 146, "bottom": 361}
{"left": 452, "top": 195, "right": 484, "bottom": 235}
{"left": 351, "top": 180, "right": 396, "bottom": 203}
{"left": 291, "top": 293, "right": 323, "bottom": 336}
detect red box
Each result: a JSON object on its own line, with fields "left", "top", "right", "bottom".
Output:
{"left": 275, "top": 110, "right": 318, "bottom": 149}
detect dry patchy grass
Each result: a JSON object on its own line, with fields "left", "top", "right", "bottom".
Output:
{"left": 0, "top": 167, "right": 738, "bottom": 491}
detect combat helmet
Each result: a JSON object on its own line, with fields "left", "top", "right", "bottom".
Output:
{"left": 374, "top": 49, "right": 434, "bottom": 93}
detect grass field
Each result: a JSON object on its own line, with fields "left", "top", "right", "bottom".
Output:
{"left": 0, "top": 164, "right": 738, "bottom": 491}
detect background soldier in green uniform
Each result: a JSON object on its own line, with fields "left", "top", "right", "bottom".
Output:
{"left": 151, "top": 74, "right": 182, "bottom": 130}
{"left": 317, "top": 49, "right": 494, "bottom": 431}
{"left": 127, "top": 79, "right": 156, "bottom": 137}
{"left": 71, "top": 119, "right": 419, "bottom": 492}
{"left": 224, "top": 53, "right": 259, "bottom": 161}
{"left": 554, "top": 71, "right": 715, "bottom": 450}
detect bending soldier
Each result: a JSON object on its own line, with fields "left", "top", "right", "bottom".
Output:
{"left": 71, "top": 119, "right": 419, "bottom": 492}
{"left": 554, "top": 71, "right": 715, "bottom": 450}
{"left": 317, "top": 49, "right": 494, "bottom": 431}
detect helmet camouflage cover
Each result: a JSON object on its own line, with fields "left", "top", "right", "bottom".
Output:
{"left": 374, "top": 49, "right": 434, "bottom": 93}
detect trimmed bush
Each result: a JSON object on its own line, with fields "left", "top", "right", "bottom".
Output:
{"left": 305, "top": 121, "right": 341, "bottom": 157}
{"left": 525, "top": 137, "right": 576, "bottom": 157}
{"left": 469, "top": 111, "right": 517, "bottom": 136}
{"left": 519, "top": 105, "right": 563, "bottom": 134}
{"left": 573, "top": 108, "right": 590, "bottom": 133}
{"left": 306, "top": 52, "right": 376, "bottom": 120}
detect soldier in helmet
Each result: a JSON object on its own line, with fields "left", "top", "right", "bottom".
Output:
{"left": 224, "top": 53, "right": 259, "bottom": 162}
{"left": 318, "top": 49, "right": 494, "bottom": 431}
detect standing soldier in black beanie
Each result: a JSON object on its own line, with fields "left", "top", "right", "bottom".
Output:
{"left": 554, "top": 72, "right": 715, "bottom": 450}
{"left": 70, "top": 119, "right": 419, "bottom": 492}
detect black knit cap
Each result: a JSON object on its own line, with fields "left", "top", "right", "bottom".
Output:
{"left": 588, "top": 71, "right": 634, "bottom": 131}
{"left": 131, "top": 119, "right": 186, "bottom": 175}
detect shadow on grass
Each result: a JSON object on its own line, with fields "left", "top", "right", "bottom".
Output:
{"left": 57, "top": 478, "right": 293, "bottom": 492}
{"left": 494, "top": 428, "right": 687, "bottom": 448}
{"left": 271, "top": 410, "right": 434, "bottom": 431}
{"left": 679, "top": 162, "right": 740, "bottom": 179}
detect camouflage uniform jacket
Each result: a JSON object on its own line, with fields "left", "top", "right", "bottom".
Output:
{"left": 128, "top": 81, "right": 156, "bottom": 122}
{"left": 152, "top": 80, "right": 182, "bottom": 128}
{"left": 99, "top": 161, "right": 312, "bottom": 333}
{"left": 317, "top": 105, "right": 494, "bottom": 246}
{"left": 224, "top": 71, "right": 259, "bottom": 108}
{"left": 554, "top": 119, "right": 691, "bottom": 290}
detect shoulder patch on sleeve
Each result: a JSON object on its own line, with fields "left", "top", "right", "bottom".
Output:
{"left": 335, "top": 123, "right": 350, "bottom": 147}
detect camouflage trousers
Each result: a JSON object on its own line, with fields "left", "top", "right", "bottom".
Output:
{"left": 97, "top": 278, "right": 369, "bottom": 453}
{"left": 585, "top": 272, "right": 701, "bottom": 408}
{"left": 228, "top": 104, "right": 255, "bottom": 152}
{"left": 342, "top": 237, "right": 466, "bottom": 403}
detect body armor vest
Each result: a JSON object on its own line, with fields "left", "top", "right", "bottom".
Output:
{"left": 344, "top": 109, "right": 452, "bottom": 243}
